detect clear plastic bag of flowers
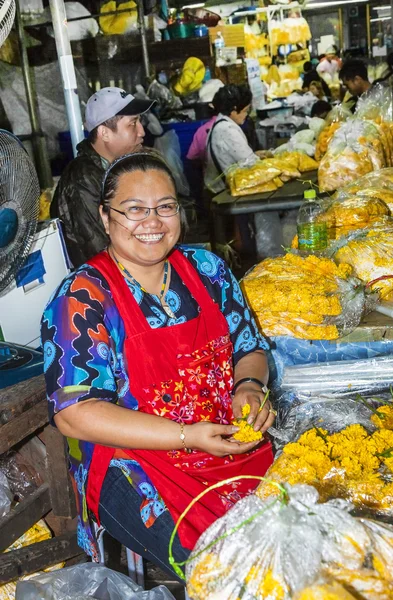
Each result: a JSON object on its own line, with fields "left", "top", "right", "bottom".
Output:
{"left": 333, "top": 167, "right": 393, "bottom": 209}
{"left": 185, "top": 484, "right": 325, "bottom": 600}
{"left": 318, "top": 119, "right": 387, "bottom": 193}
{"left": 330, "top": 225, "right": 393, "bottom": 301}
{"left": 269, "top": 393, "right": 386, "bottom": 452}
{"left": 184, "top": 483, "right": 384, "bottom": 600}
{"left": 242, "top": 253, "right": 370, "bottom": 341}
{"left": 355, "top": 82, "right": 393, "bottom": 122}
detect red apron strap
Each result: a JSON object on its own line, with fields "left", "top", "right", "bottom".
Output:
{"left": 86, "top": 444, "right": 116, "bottom": 525}
{"left": 88, "top": 252, "right": 151, "bottom": 335}
{"left": 168, "top": 249, "right": 222, "bottom": 314}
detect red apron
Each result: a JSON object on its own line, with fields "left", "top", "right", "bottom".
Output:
{"left": 86, "top": 249, "right": 273, "bottom": 550}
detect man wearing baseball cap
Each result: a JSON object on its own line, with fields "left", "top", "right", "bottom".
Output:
{"left": 50, "top": 87, "right": 155, "bottom": 267}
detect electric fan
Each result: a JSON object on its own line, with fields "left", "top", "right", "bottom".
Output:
{"left": 0, "top": 130, "right": 43, "bottom": 388}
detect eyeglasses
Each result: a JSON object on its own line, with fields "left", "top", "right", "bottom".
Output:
{"left": 109, "top": 202, "right": 180, "bottom": 222}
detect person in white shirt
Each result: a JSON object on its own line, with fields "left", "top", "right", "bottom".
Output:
{"left": 317, "top": 48, "right": 340, "bottom": 82}
{"left": 204, "top": 85, "right": 260, "bottom": 194}
{"left": 204, "top": 84, "right": 285, "bottom": 258}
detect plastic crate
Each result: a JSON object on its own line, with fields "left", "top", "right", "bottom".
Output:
{"left": 162, "top": 120, "right": 208, "bottom": 163}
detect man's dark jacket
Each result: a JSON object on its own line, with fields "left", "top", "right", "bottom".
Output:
{"left": 50, "top": 139, "right": 108, "bottom": 267}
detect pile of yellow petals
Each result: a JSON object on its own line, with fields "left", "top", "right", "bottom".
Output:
{"left": 335, "top": 228, "right": 393, "bottom": 300}
{"left": 256, "top": 422, "right": 393, "bottom": 512}
{"left": 242, "top": 254, "right": 352, "bottom": 340}
{"left": 232, "top": 403, "right": 263, "bottom": 443}
{"left": 187, "top": 554, "right": 229, "bottom": 600}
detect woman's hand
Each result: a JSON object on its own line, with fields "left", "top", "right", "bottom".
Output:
{"left": 185, "top": 422, "right": 260, "bottom": 457}
{"left": 232, "top": 385, "right": 276, "bottom": 433}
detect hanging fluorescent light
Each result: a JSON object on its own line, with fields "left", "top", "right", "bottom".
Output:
{"left": 370, "top": 16, "right": 391, "bottom": 21}
{"left": 181, "top": 2, "right": 205, "bottom": 8}
{"left": 372, "top": 5, "right": 390, "bottom": 9}
{"left": 305, "top": 0, "right": 367, "bottom": 8}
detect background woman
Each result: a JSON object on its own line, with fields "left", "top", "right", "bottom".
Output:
{"left": 309, "top": 80, "right": 328, "bottom": 101}
{"left": 41, "top": 151, "right": 274, "bottom": 578}
{"left": 204, "top": 84, "right": 260, "bottom": 194}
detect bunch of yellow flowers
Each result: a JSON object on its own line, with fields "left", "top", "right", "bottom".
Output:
{"left": 256, "top": 414, "right": 393, "bottom": 512}
{"left": 242, "top": 254, "right": 354, "bottom": 340}
{"left": 232, "top": 403, "right": 263, "bottom": 443}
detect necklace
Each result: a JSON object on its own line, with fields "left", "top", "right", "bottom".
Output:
{"left": 110, "top": 251, "right": 176, "bottom": 319}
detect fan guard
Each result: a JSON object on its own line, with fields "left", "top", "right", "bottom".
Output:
{"left": 0, "top": 131, "right": 40, "bottom": 294}
{"left": 0, "top": 0, "right": 15, "bottom": 49}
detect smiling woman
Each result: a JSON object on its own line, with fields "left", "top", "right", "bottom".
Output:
{"left": 41, "top": 150, "right": 274, "bottom": 578}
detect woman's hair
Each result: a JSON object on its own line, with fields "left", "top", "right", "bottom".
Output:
{"left": 212, "top": 84, "right": 252, "bottom": 116}
{"left": 309, "top": 80, "right": 324, "bottom": 98}
{"left": 100, "top": 149, "right": 188, "bottom": 239}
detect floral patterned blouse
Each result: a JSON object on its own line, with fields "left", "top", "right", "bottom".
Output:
{"left": 41, "top": 246, "right": 269, "bottom": 559}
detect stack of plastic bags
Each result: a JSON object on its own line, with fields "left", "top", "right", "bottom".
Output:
{"left": 186, "top": 482, "right": 393, "bottom": 600}
{"left": 226, "top": 152, "right": 319, "bottom": 196}
{"left": 242, "top": 253, "right": 365, "bottom": 340}
{"left": 318, "top": 85, "right": 393, "bottom": 191}
{"left": 270, "top": 17, "right": 311, "bottom": 49}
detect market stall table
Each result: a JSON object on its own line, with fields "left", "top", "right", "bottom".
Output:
{"left": 0, "top": 375, "right": 81, "bottom": 585}
{"left": 209, "top": 171, "right": 324, "bottom": 252}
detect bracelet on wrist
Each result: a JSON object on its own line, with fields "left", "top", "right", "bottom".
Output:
{"left": 232, "top": 377, "right": 268, "bottom": 396}
{"left": 179, "top": 422, "right": 192, "bottom": 454}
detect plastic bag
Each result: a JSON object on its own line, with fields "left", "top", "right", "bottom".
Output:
{"left": 99, "top": 0, "right": 137, "bottom": 35}
{"left": 333, "top": 226, "right": 393, "bottom": 300}
{"left": 270, "top": 393, "right": 387, "bottom": 450}
{"left": 16, "top": 563, "right": 176, "bottom": 600}
{"left": 242, "top": 253, "right": 366, "bottom": 340}
{"left": 334, "top": 167, "right": 393, "bottom": 212}
{"left": 153, "top": 130, "right": 190, "bottom": 196}
{"left": 0, "top": 471, "right": 12, "bottom": 518}
{"left": 318, "top": 119, "right": 388, "bottom": 192}
{"left": 186, "top": 483, "right": 393, "bottom": 600}
{"left": 281, "top": 356, "right": 393, "bottom": 395}
{"left": 147, "top": 80, "right": 183, "bottom": 113}
{"left": 254, "top": 212, "right": 284, "bottom": 259}
{"left": 355, "top": 83, "right": 393, "bottom": 122}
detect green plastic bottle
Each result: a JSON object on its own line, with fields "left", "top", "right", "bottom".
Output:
{"left": 297, "top": 189, "right": 328, "bottom": 253}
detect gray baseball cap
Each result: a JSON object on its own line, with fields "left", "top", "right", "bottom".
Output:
{"left": 85, "top": 87, "right": 155, "bottom": 132}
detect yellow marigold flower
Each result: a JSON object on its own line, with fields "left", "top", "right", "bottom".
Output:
{"left": 371, "top": 405, "right": 393, "bottom": 430}
{"left": 371, "top": 429, "right": 393, "bottom": 454}
{"left": 383, "top": 456, "right": 393, "bottom": 472}
{"left": 232, "top": 404, "right": 263, "bottom": 443}
{"left": 297, "top": 428, "right": 331, "bottom": 453}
